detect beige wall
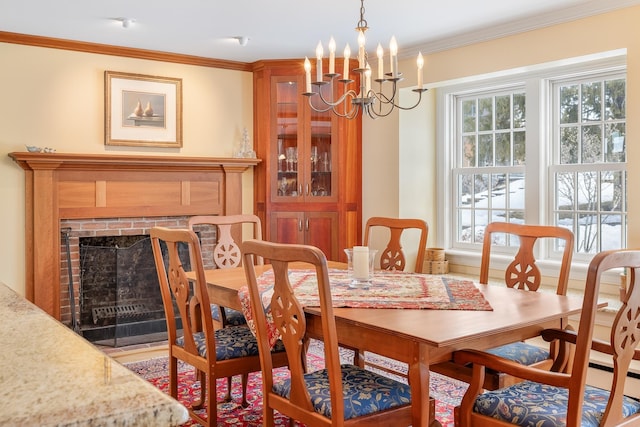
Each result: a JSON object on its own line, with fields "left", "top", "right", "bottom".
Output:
{"left": 363, "top": 5, "right": 640, "bottom": 251}
{"left": 0, "top": 42, "right": 254, "bottom": 296}
{"left": 3, "top": 5, "right": 640, "bottom": 297}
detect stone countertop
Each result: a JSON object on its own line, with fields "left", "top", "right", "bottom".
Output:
{"left": 0, "top": 282, "right": 189, "bottom": 427}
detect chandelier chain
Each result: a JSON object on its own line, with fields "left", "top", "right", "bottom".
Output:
{"left": 356, "top": 0, "right": 368, "bottom": 33}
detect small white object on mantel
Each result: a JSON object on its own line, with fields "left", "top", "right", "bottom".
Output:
{"left": 0, "top": 282, "right": 189, "bottom": 427}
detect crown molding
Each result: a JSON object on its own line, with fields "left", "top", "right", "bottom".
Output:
{"left": 0, "top": 31, "right": 253, "bottom": 72}
{"left": 400, "top": 0, "right": 640, "bottom": 59}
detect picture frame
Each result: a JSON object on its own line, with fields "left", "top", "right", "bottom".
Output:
{"left": 105, "top": 71, "right": 182, "bottom": 148}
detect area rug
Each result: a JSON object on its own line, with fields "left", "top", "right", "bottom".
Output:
{"left": 124, "top": 340, "right": 467, "bottom": 426}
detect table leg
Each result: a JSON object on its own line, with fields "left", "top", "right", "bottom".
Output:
{"left": 407, "top": 343, "right": 433, "bottom": 426}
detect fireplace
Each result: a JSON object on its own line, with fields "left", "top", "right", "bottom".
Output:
{"left": 10, "top": 152, "right": 260, "bottom": 325}
{"left": 59, "top": 216, "right": 215, "bottom": 345}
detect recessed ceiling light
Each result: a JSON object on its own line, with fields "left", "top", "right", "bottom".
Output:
{"left": 233, "top": 36, "right": 249, "bottom": 47}
{"left": 115, "top": 17, "right": 136, "bottom": 28}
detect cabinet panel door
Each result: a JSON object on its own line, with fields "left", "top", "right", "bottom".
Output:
{"left": 270, "top": 212, "right": 304, "bottom": 244}
{"left": 306, "top": 212, "right": 338, "bottom": 260}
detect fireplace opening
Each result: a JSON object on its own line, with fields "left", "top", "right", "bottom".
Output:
{"left": 78, "top": 234, "right": 190, "bottom": 347}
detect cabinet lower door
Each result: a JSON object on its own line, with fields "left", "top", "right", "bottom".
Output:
{"left": 270, "top": 211, "right": 338, "bottom": 260}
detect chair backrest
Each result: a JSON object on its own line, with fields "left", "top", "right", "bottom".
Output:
{"left": 363, "top": 216, "right": 428, "bottom": 273}
{"left": 150, "top": 227, "right": 215, "bottom": 361}
{"left": 561, "top": 249, "right": 640, "bottom": 426}
{"left": 188, "top": 214, "right": 263, "bottom": 268}
{"left": 241, "top": 239, "right": 347, "bottom": 422}
{"left": 480, "top": 222, "right": 574, "bottom": 295}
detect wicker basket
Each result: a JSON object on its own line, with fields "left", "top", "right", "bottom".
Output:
{"left": 422, "top": 260, "right": 449, "bottom": 274}
{"left": 425, "top": 247, "right": 445, "bottom": 261}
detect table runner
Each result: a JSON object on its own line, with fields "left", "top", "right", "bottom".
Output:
{"left": 238, "top": 269, "right": 493, "bottom": 347}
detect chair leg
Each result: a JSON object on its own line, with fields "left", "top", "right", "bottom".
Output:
{"left": 222, "top": 376, "right": 233, "bottom": 402}
{"left": 192, "top": 368, "right": 207, "bottom": 410}
{"left": 241, "top": 373, "right": 250, "bottom": 407}
{"left": 169, "top": 355, "right": 178, "bottom": 399}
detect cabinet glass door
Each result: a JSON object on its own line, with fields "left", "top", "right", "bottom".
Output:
{"left": 309, "top": 108, "right": 333, "bottom": 198}
{"left": 275, "top": 79, "right": 300, "bottom": 198}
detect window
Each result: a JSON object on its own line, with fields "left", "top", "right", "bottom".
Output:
{"left": 454, "top": 89, "right": 526, "bottom": 246}
{"left": 441, "top": 55, "right": 627, "bottom": 263}
{"left": 552, "top": 75, "right": 627, "bottom": 254}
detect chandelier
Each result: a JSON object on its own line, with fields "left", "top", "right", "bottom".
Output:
{"left": 303, "top": 0, "right": 427, "bottom": 120}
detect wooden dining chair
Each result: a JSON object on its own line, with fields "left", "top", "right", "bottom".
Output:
{"left": 454, "top": 248, "right": 640, "bottom": 426}
{"left": 358, "top": 216, "right": 429, "bottom": 376}
{"left": 188, "top": 214, "right": 264, "bottom": 402}
{"left": 363, "top": 216, "right": 428, "bottom": 273}
{"left": 150, "top": 227, "right": 287, "bottom": 427}
{"left": 432, "top": 222, "right": 575, "bottom": 389}
{"left": 241, "top": 239, "right": 413, "bottom": 426}
{"left": 188, "top": 214, "right": 264, "bottom": 329}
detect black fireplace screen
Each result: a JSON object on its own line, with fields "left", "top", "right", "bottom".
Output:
{"left": 79, "top": 235, "right": 190, "bottom": 346}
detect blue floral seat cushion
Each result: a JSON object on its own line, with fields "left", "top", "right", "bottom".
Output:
{"left": 210, "top": 304, "right": 247, "bottom": 326}
{"left": 175, "top": 325, "right": 285, "bottom": 360}
{"left": 485, "top": 342, "right": 550, "bottom": 365}
{"left": 273, "top": 363, "right": 411, "bottom": 420}
{"left": 473, "top": 380, "right": 640, "bottom": 426}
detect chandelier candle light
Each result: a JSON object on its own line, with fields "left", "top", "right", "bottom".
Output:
{"left": 303, "top": 0, "right": 427, "bottom": 119}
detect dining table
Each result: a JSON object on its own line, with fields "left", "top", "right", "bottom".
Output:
{"left": 191, "top": 261, "right": 585, "bottom": 427}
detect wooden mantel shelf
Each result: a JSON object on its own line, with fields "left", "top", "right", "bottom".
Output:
{"left": 9, "top": 151, "right": 260, "bottom": 319}
{"left": 9, "top": 152, "right": 261, "bottom": 170}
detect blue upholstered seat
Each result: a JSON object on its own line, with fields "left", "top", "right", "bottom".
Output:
{"left": 473, "top": 380, "right": 640, "bottom": 426}
{"left": 273, "top": 364, "right": 411, "bottom": 420}
{"left": 176, "top": 325, "right": 285, "bottom": 360}
{"left": 210, "top": 304, "right": 247, "bottom": 326}
{"left": 485, "top": 342, "right": 550, "bottom": 366}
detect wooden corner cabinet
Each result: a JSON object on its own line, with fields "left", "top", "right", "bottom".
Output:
{"left": 252, "top": 60, "right": 362, "bottom": 260}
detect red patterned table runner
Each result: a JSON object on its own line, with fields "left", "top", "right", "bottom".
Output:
{"left": 239, "top": 269, "right": 492, "bottom": 347}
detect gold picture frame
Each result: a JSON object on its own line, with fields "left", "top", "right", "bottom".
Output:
{"left": 105, "top": 71, "right": 183, "bottom": 148}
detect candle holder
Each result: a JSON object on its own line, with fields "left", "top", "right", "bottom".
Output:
{"left": 344, "top": 247, "right": 377, "bottom": 288}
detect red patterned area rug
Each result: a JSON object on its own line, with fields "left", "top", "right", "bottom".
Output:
{"left": 124, "top": 340, "right": 467, "bottom": 426}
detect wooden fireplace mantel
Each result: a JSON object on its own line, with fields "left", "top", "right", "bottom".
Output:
{"left": 9, "top": 152, "right": 260, "bottom": 319}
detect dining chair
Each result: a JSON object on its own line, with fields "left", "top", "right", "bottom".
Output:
{"left": 188, "top": 214, "right": 263, "bottom": 328}
{"left": 241, "top": 239, "right": 413, "bottom": 426}
{"left": 359, "top": 216, "right": 429, "bottom": 376}
{"left": 431, "top": 221, "right": 575, "bottom": 390}
{"left": 363, "top": 216, "right": 428, "bottom": 273}
{"left": 150, "top": 227, "right": 287, "bottom": 427}
{"left": 188, "top": 214, "right": 264, "bottom": 402}
{"left": 454, "top": 248, "right": 640, "bottom": 426}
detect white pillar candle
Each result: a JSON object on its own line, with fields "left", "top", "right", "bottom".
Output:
{"left": 328, "top": 37, "right": 336, "bottom": 74}
{"left": 417, "top": 52, "right": 424, "bottom": 89}
{"left": 364, "top": 63, "right": 371, "bottom": 94}
{"left": 389, "top": 36, "right": 398, "bottom": 77}
{"left": 316, "top": 42, "right": 323, "bottom": 82}
{"left": 304, "top": 57, "right": 312, "bottom": 92}
{"left": 357, "top": 30, "right": 366, "bottom": 69}
{"left": 376, "top": 43, "right": 384, "bottom": 80}
{"left": 353, "top": 246, "right": 369, "bottom": 280}
{"left": 343, "top": 44, "right": 351, "bottom": 78}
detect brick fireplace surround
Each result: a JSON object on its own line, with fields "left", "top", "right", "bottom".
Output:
{"left": 9, "top": 152, "right": 259, "bottom": 323}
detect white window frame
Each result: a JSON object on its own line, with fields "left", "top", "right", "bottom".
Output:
{"left": 436, "top": 51, "right": 627, "bottom": 279}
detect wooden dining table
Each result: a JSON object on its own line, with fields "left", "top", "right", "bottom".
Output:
{"left": 191, "top": 262, "right": 585, "bottom": 427}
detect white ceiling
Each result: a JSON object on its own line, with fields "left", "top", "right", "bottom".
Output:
{"left": 2, "top": 0, "right": 639, "bottom": 63}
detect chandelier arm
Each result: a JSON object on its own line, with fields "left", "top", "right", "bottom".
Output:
{"left": 341, "top": 103, "right": 361, "bottom": 119}
{"left": 316, "top": 87, "right": 359, "bottom": 108}
{"left": 307, "top": 96, "right": 339, "bottom": 113}
{"left": 365, "top": 102, "right": 395, "bottom": 119}
{"left": 307, "top": 94, "right": 361, "bottom": 118}
{"left": 390, "top": 90, "right": 426, "bottom": 110}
